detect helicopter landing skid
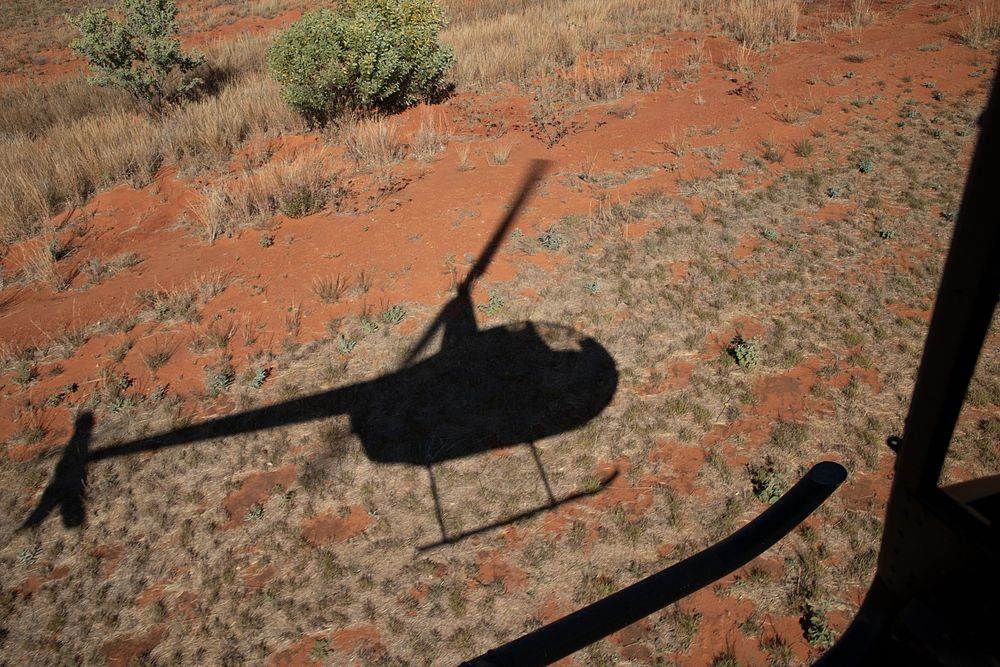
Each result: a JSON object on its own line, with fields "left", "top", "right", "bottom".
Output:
{"left": 419, "top": 445, "right": 619, "bottom": 552}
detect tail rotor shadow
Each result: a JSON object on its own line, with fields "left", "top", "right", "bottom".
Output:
{"left": 21, "top": 411, "right": 92, "bottom": 530}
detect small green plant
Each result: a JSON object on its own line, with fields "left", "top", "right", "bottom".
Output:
{"left": 246, "top": 366, "right": 269, "bottom": 389}
{"left": 245, "top": 503, "right": 264, "bottom": 522}
{"left": 747, "top": 457, "right": 787, "bottom": 504}
{"left": 279, "top": 185, "right": 328, "bottom": 218}
{"left": 761, "top": 228, "right": 779, "bottom": 242}
{"left": 380, "top": 304, "right": 407, "bottom": 325}
{"left": 584, "top": 281, "right": 599, "bottom": 295}
{"left": 309, "top": 638, "right": 330, "bottom": 661}
{"left": 727, "top": 334, "right": 760, "bottom": 370}
{"left": 360, "top": 314, "right": 379, "bottom": 334}
{"left": 142, "top": 344, "right": 171, "bottom": 372}
{"left": 205, "top": 359, "right": 235, "bottom": 397}
{"left": 477, "top": 293, "right": 504, "bottom": 317}
{"left": 337, "top": 334, "right": 357, "bottom": 354}
{"left": 259, "top": 234, "right": 274, "bottom": 248}
{"left": 877, "top": 228, "right": 897, "bottom": 240}
{"left": 11, "top": 362, "right": 39, "bottom": 387}
{"left": 267, "top": 0, "right": 455, "bottom": 122}
{"left": 69, "top": 0, "right": 203, "bottom": 116}
{"left": 17, "top": 545, "right": 41, "bottom": 567}
{"left": 857, "top": 158, "right": 875, "bottom": 173}
{"left": 803, "top": 605, "right": 836, "bottom": 649}
{"left": 109, "top": 339, "right": 133, "bottom": 363}
{"left": 760, "top": 138, "right": 785, "bottom": 163}
{"left": 792, "top": 138, "right": 815, "bottom": 157}
{"left": 538, "top": 227, "right": 564, "bottom": 251}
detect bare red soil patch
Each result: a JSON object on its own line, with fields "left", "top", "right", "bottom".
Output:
{"left": 300, "top": 505, "right": 371, "bottom": 546}
{"left": 222, "top": 464, "right": 296, "bottom": 527}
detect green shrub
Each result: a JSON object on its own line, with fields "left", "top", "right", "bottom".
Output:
{"left": 747, "top": 457, "right": 787, "bottom": 504}
{"left": 267, "top": 0, "right": 454, "bottom": 122}
{"left": 727, "top": 334, "right": 761, "bottom": 370}
{"left": 69, "top": 0, "right": 203, "bottom": 116}
{"left": 803, "top": 605, "right": 836, "bottom": 648}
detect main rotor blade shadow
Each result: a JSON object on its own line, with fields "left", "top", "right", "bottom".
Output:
{"left": 402, "top": 159, "right": 551, "bottom": 366}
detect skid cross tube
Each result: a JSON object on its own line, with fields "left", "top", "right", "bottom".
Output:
{"left": 463, "top": 461, "right": 847, "bottom": 667}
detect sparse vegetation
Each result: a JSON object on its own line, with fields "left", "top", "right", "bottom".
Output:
{"left": 0, "top": 1, "right": 994, "bottom": 665}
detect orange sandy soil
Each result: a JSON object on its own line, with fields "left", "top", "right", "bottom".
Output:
{"left": 2, "top": 1, "right": 999, "bottom": 666}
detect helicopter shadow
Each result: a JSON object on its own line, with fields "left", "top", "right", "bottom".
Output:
{"left": 21, "top": 161, "right": 621, "bottom": 549}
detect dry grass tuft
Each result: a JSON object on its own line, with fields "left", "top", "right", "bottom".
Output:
{"left": 847, "top": 0, "right": 877, "bottom": 28}
{"left": 163, "top": 74, "right": 302, "bottom": 172}
{"left": 487, "top": 141, "right": 516, "bottom": 166}
{"left": 410, "top": 111, "right": 450, "bottom": 163}
{"left": 341, "top": 117, "right": 407, "bottom": 172}
{"left": 724, "top": 0, "right": 799, "bottom": 49}
{"left": 829, "top": 0, "right": 877, "bottom": 30}
{"left": 673, "top": 41, "right": 707, "bottom": 84}
{"left": 456, "top": 145, "right": 476, "bottom": 172}
{"left": 442, "top": 0, "right": 707, "bottom": 89}
{"left": 1, "top": 112, "right": 160, "bottom": 242}
{"left": 313, "top": 275, "right": 349, "bottom": 304}
{"left": 191, "top": 152, "right": 335, "bottom": 242}
{"left": 962, "top": 1, "right": 1000, "bottom": 47}
{"left": 570, "top": 49, "right": 664, "bottom": 101}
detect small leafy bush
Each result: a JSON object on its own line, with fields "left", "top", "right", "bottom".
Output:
{"left": 747, "top": 457, "right": 787, "bottom": 504}
{"left": 803, "top": 605, "right": 836, "bottom": 648}
{"left": 69, "top": 0, "right": 203, "bottom": 116}
{"left": 538, "top": 227, "right": 564, "bottom": 251}
{"left": 205, "top": 358, "right": 236, "bottom": 397}
{"left": 727, "top": 334, "right": 760, "bottom": 370}
{"left": 245, "top": 503, "right": 264, "bottom": 521}
{"left": 338, "top": 334, "right": 357, "bottom": 354}
{"left": 380, "top": 304, "right": 407, "bottom": 325}
{"left": 476, "top": 293, "right": 504, "bottom": 317}
{"left": 267, "top": 0, "right": 454, "bottom": 122}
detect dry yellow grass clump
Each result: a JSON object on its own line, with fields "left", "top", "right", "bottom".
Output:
{"left": 724, "top": 0, "right": 799, "bottom": 49}
{"left": 0, "top": 36, "right": 300, "bottom": 244}
{"left": 192, "top": 151, "right": 334, "bottom": 242}
{"left": 962, "top": 0, "right": 1000, "bottom": 47}
{"left": 442, "top": 0, "right": 708, "bottom": 88}
{"left": 442, "top": 0, "right": 800, "bottom": 88}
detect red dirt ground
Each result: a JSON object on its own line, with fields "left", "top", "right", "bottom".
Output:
{"left": 2, "top": 0, "right": 997, "bottom": 665}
